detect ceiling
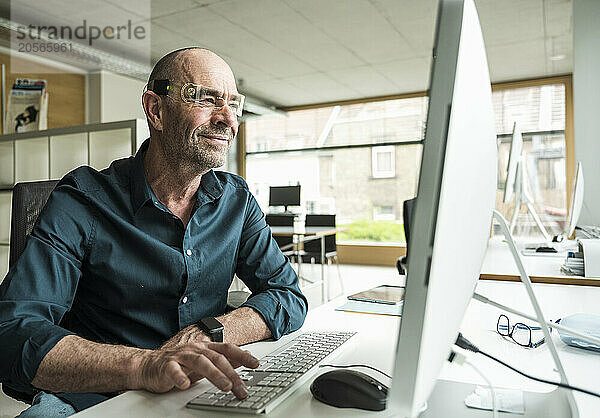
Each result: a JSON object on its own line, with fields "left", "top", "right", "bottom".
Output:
{"left": 1, "top": 0, "right": 573, "bottom": 108}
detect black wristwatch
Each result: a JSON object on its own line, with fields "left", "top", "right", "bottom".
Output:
{"left": 197, "top": 317, "right": 224, "bottom": 342}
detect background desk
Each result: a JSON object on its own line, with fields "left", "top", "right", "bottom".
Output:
{"left": 270, "top": 226, "right": 346, "bottom": 302}
{"left": 75, "top": 276, "right": 600, "bottom": 417}
{"left": 481, "top": 236, "right": 600, "bottom": 287}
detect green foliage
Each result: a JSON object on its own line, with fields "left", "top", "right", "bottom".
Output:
{"left": 338, "top": 219, "right": 406, "bottom": 243}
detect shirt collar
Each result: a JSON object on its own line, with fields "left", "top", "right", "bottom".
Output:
{"left": 131, "top": 138, "right": 224, "bottom": 213}
{"left": 130, "top": 138, "right": 153, "bottom": 212}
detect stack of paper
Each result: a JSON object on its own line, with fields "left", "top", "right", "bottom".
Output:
{"left": 561, "top": 250, "right": 584, "bottom": 276}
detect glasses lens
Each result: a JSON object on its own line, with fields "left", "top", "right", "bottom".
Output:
{"left": 512, "top": 323, "right": 532, "bottom": 346}
{"left": 232, "top": 95, "right": 244, "bottom": 117}
{"left": 177, "top": 83, "right": 245, "bottom": 117}
{"left": 497, "top": 315, "right": 509, "bottom": 336}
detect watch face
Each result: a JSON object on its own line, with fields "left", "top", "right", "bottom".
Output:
{"left": 201, "top": 317, "right": 223, "bottom": 331}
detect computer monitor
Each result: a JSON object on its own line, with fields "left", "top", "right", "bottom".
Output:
{"left": 565, "top": 162, "right": 584, "bottom": 238}
{"left": 503, "top": 121, "right": 523, "bottom": 204}
{"left": 269, "top": 185, "right": 301, "bottom": 212}
{"left": 388, "top": 0, "right": 497, "bottom": 416}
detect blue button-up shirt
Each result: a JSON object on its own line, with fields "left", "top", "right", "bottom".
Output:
{"left": 0, "top": 138, "right": 308, "bottom": 397}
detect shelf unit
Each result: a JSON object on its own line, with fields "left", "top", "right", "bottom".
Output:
{"left": 0, "top": 119, "right": 149, "bottom": 279}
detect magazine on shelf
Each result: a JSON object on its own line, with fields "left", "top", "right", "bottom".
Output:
{"left": 4, "top": 78, "right": 48, "bottom": 134}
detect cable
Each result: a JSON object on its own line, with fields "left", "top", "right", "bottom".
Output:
{"left": 456, "top": 333, "right": 600, "bottom": 399}
{"left": 319, "top": 364, "right": 392, "bottom": 379}
{"left": 464, "top": 358, "right": 498, "bottom": 418}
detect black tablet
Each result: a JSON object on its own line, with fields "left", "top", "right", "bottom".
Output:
{"left": 347, "top": 285, "right": 405, "bottom": 305}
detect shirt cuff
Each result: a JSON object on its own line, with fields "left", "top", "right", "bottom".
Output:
{"left": 242, "top": 292, "right": 290, "bottom": 340}
{"left": 19, "top": 325, "right": 76, "bottom": 389}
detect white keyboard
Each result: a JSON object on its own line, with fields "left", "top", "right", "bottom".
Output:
{"left": 186, "top": 331, "right": 356, "bottom": 414}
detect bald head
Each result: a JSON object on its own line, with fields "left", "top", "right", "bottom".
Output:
{"left": 142, "top": 48, "right": 240, "bottom": 176}
{"left": 148, "top": 48, "right": 237, "bottom": 93}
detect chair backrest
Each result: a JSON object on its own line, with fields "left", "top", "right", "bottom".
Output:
{"left": 403, "top": 197, "right": 417, "bottom": 252}
{"left": 265, "top": 214, "right": 295, "bottom": 226}
{"left": 3, "top": 180, "right": 58, "bottom": 404}
{"left": 265, "top": 214, "right": 295, "bottom": 248}
{"left": 9, "top": 180, "right": 59, "bottom": 268}
{"left": 304, "top": 214, "right": 336, "bottom": 254}
{"left": 397, "top": 197, "right": 417, "bottom": 275}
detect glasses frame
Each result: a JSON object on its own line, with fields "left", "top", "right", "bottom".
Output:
{"left": 496, "top": 314, "right": 546, "bottom": 348}
{"left": 146, "top": 79, "right": 245, "bottom": 117}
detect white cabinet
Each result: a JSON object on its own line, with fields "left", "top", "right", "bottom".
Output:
{"left": 89, "top": 128, "right": 132, "bottom": 170}
{"left": 50, "top": 133, "right": 88, "bottom": 179}
{"left": 0, "top": 119, "right": 149, "bottom": 279}
{"left": 15, "top": 137, "right": 49, "bottom": 183}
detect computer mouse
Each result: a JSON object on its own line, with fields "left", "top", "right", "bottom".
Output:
{"left": 310, "top": 369, "right": 388, "bottom": 411}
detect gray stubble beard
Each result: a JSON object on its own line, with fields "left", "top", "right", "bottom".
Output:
{"left": 162, "top": 118, "right": 233, "bottom": 174}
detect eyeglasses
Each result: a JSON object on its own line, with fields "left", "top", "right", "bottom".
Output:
{"left": 496, "top": 314, "right": 546, "bottom": 348}
{"left": 146, "top": 79, "right": 245, "bottom": 117}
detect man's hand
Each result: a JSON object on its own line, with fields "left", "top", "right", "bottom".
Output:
{"left": 160, "top": 324, "right": 211, "bottom": 350}
{"left": 135, "top": 342, "right": 259, "bottom": 399}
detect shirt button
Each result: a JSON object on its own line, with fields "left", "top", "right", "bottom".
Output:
{"left": 182, "top": 296, "right": 188, "bottom": 304}
{"left": 186, "top": 249, "right": 192, "bottom": 256}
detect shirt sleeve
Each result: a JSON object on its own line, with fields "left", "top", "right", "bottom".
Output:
{"left": 0, "top": 177, "right": 91, "bottom": 393}
{"left": 236, "top": 193, "right": 308, "bottom": 339}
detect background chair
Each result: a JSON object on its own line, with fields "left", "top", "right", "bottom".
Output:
{"left": 301, "top": 214, "right": 343, "bottom": 295}
{"left": 265, "top": 213, "right": 296, "bottom": 256}
{"left": 397, "top": 197, "right": 416, "bottom": 275}
{"left": 3, "top": 180, "right": 59, "bottom": 404}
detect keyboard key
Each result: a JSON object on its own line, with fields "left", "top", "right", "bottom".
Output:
{"left": 238, "top": 400, "right": 256, "bottom": 409}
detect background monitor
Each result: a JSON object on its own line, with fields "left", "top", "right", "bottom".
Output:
{"left": 269, "top": 185, "right": 301, "bottom": 211}
{"left": 566, "top": 162, "right": 584, "bottom": 238}
{"left": 503, "top": 121, "right": 523, "bottom": 204}
{"left": 388, "top": 0, "right": 497, "bottom": 416}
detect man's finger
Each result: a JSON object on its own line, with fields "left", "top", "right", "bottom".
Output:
{"left": 179, "top": 353, "right": 233, "bottom": 393}
{"left": 164, "top": 360, "right": 190, "bottom": 390}
{"left": 206, "top": 343, "right": 259, "bottom": 369}
{"left": 200, "top": 349, "right": 248, "bottom": 399}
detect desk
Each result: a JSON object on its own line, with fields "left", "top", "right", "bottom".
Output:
{"left": 75, "top": 277, "right": 600, "bottom": 417}
{"left": 481, "top": 236, "right": 600, "bottom": 287}
{"left": 270, "top": 226, "right": 346, "bottom": 302}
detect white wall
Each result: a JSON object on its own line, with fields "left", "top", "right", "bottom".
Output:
{"left": 574, "top": 0, "right": 600, "bottom": 226}
{"left": 86, "top": 71, "right": 146, "bottom": 123}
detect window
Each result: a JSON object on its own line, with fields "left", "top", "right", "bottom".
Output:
{"left": 374, "top": 205, "right": 395, "bottom": 221}
{"left": 244, "top": 77, "right": 571, "bottom": 245}
{"left": 245, "top": 96, "right": 427, "bottom": 244}
{"left": 372, "top": 146, "right": 395, "bottom": 178}
{"left": 493, "top": 81, "right": 569, "bottom": 238}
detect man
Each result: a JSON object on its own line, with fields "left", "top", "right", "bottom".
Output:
{"left": 0, "top": 48, "right": 308, "bottom": 416}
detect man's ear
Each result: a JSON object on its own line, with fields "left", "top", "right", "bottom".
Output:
{"left": 142, "top": 91, "right": 164, "bottom": 132}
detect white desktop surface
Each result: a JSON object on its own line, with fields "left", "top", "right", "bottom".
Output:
{"left": 74, "top": 276, "right": 600, "bottom": 417}
{"left": 481, "top": 237, "right": 600, "bottom": 287}
{"left": 481, "top": 236, "right": 571, "bottom": 278}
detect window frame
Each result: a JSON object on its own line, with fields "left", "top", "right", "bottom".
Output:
{"left": 238, "top": 75, "right": 576, "bottom": 285}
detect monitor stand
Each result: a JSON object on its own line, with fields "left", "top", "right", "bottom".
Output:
{"left": 418, "top": 381, "right": 573, "bottom": 417}
{"left": 390, "top": 210, "right": 580, "bottom": 417}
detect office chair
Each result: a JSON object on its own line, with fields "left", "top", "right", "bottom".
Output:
{"left": 301, "top": 214, "right": 343, "bottom": 296}
{"left": 3, "top": 180, "right": 59, "bottom": 404}
{"left": 397, "top": 197, "right": 416, "bottom": 275}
